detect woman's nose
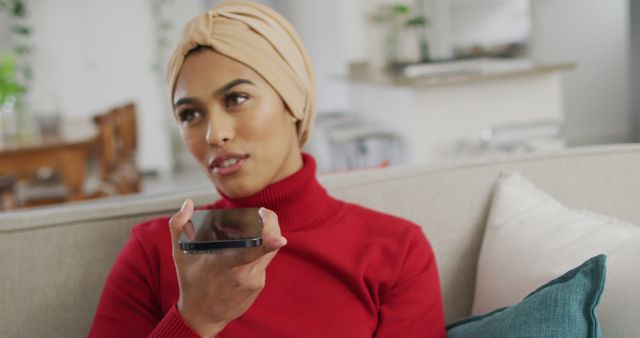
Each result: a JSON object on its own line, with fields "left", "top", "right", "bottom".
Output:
{"left": 205, "top": 110, "right": 235, "bottom": 146}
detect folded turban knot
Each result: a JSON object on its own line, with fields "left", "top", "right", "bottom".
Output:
{"left": 167, "top": 0, "right": 316, "bottom": 146}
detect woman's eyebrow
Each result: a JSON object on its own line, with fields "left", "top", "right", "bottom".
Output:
{"left": 173, "top": 79, "right": 255, "bottom": 108}
{"left": 173, "top": 97, "right": 198, "bottom": 109}
{"left": 214, "top": 78, "right": 254, "bottom": 97}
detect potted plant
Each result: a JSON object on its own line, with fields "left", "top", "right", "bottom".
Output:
{"left": 370, "top": 3, "right": 428, "bottom": 72}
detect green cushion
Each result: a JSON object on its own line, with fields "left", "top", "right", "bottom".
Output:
{"left": 447, "top": 255, "right": 606, "bottom": 338}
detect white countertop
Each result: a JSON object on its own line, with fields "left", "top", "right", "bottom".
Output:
{"left": 347, "top": 60, "right": 575, "bottom": 88}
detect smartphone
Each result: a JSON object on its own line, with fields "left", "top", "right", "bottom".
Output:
{"left": 179, "top": 208, "right": 263, "bottom": 254}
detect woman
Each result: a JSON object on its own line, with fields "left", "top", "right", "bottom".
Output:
{"left": 89, "top": 1, "right": 445, "bottom": 337}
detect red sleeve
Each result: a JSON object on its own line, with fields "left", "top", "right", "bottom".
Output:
{"left": 88, "top": 225, "right": 201, "bottom": 338}
{"left": 374, "top": 227, "right": 445, "bottom": 338}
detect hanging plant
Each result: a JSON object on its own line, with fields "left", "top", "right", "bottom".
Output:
{"left": 0, "top": 52, "right": 25, "bottom": 106}
{"left": 0, "top": 0, "right": 35, "bottom": 142}
{"left": 150, "top": 0, "right": 174, "bottom": 76}
{"left": 149, "top": 0, "right": 188, "bottom": 172}
{"left": 0, "top": 0, "right": 33, "bottom": 89}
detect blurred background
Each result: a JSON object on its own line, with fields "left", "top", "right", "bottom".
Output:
{"left": 0, "top": 0, "right": 637, "bottom": 210}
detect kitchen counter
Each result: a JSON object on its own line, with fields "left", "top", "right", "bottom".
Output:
{"left": 348, "top": 61, "right": 575, "bottom": 88}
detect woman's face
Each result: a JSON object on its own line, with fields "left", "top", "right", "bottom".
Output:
{"left": 172, "top": 48, "right": 302, "bottom": 198}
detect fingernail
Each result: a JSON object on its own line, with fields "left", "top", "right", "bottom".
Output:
{"left": 180, "top": 199, "right": 189, "bottom": 211}
{"left": 258, "top": 207, "right": 265, "bottom": 220}
{"left": 279, "top": 236, "right": 288, "bottom": 247}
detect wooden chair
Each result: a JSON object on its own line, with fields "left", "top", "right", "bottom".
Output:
{"left": 4, "top": 104, "right": 139, "bottom": 208}
{"left": 92, "top": 103, "right": 141, "bottom": 196}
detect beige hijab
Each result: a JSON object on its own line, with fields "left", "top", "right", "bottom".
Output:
{"left": 167, "top": 0, "right": 316, "bottom": 146}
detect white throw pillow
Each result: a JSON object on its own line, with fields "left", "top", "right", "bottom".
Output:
{"left": 473, "top": 172, "right": 640, "bottom": 338}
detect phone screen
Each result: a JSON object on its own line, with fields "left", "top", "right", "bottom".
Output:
{"left": 180, "top": 208, "right": 263, "bottom": 251}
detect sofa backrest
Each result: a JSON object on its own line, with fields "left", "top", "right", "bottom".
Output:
{"left": 2, "top": 144, "right": 640, "bottom": 337}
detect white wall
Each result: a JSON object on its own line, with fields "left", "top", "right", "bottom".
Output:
{"left": 631, "top": 0, "right": 640, "bottom": 141}
{"left": 420, "top": 0, "right": 530, "bottom": 60}
{"left": 449, "top": 0, "right": 530, "bottom": 49}
{"left": 271, "top": 0, "right": 352, "bottom": 114}
{"left": 336, "top": 0, "right": 368, "bottom": 64}
{"left": 530, "top": 0, "right": 631, "bottom": 145}
{"left": 204, "top": 1, "right": 356, "bottom": 121}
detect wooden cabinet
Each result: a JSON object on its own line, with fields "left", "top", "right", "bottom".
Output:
{"left": 349, "top": 63, "right": 572, "bottom": 164}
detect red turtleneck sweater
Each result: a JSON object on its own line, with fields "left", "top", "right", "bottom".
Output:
{"left": 89, "top": 155, "right": 445, "bottom": 337}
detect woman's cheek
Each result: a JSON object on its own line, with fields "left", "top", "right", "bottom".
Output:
{"left": 183, "top": 130, "right": 207, "bottom": 160}
{"left": 252, "top": 107, "right": 286, "bottom": 139}
{"left": 238, "top": 117, "right": 269, "bottom": 142}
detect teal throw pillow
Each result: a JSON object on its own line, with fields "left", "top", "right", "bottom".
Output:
{"left": 447, "top": 255, "right": 606, "bottom": 338}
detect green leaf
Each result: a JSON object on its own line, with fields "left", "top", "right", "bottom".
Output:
{"left": 22, "top": 66, "right": 31, "bottom": 81}
{"left": 11, "top": 25, "right": 31, "bottom": 35}
{"left": 0, "top": 52, "right": 23, "bottom": 100}
{"left": 7, "top": 82, "right": 24, "bottom": 93}
{"left": 370, "top": 12, "right": 388, "bottom": 24}
{"left": 406, "top": 16, "right": 427, "bottom": 27}
{"left": 392, "top": 4, "right": 410, "bottom": 15}
{"left": 0, "top": 53, "right": 17, "bottom": 74}
{"left": 11, "top": 0, "right": 26, "bottom": 17}
{"left": 15, "top": 45, "right": 30, "bottom": 55}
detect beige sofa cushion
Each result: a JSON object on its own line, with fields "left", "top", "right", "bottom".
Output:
{"left": 473, "top": 172, "right": 640, "bottom": 338}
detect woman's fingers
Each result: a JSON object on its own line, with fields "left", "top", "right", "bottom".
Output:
{"left": 258, "top": 207, "right": 287, "bottom": 253}
{"left": 225, "top": 208, "right": 287, "bottom": 266}
{"left": 170, "top": 204, "right": 286, "bottom": 266}
{"left": 169, "top": 199, "right": 195, "bottom": 256}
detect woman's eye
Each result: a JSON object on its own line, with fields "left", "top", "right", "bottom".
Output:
{"left": 177, "top": 109, "right": 202, "bottom": 124}
{"left": 225, "top": 92, "right": 248, "bottom": 108}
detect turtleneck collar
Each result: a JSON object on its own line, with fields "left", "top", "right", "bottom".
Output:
{"left": 212, "top": 153, "right": 342, "bottom": 232}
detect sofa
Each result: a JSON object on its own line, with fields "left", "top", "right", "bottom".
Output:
{"left": 2, "top": 144, "right": 639, "bottom": 337}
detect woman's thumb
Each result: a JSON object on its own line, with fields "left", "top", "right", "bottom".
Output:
{"left": 169, "top": 199, "right": 195, "bottom": 245}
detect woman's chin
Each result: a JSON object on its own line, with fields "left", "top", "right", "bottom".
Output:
{"left": 214, "top": 179, "right": 263, "bottom": 199}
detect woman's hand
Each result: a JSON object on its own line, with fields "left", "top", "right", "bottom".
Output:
{"left": 168, "top": 199, "right": 287, "bottom": 337}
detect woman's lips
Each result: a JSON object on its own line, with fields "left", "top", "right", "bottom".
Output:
{"left": 209, "top": 154, "right": 248, "bottom": 176}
